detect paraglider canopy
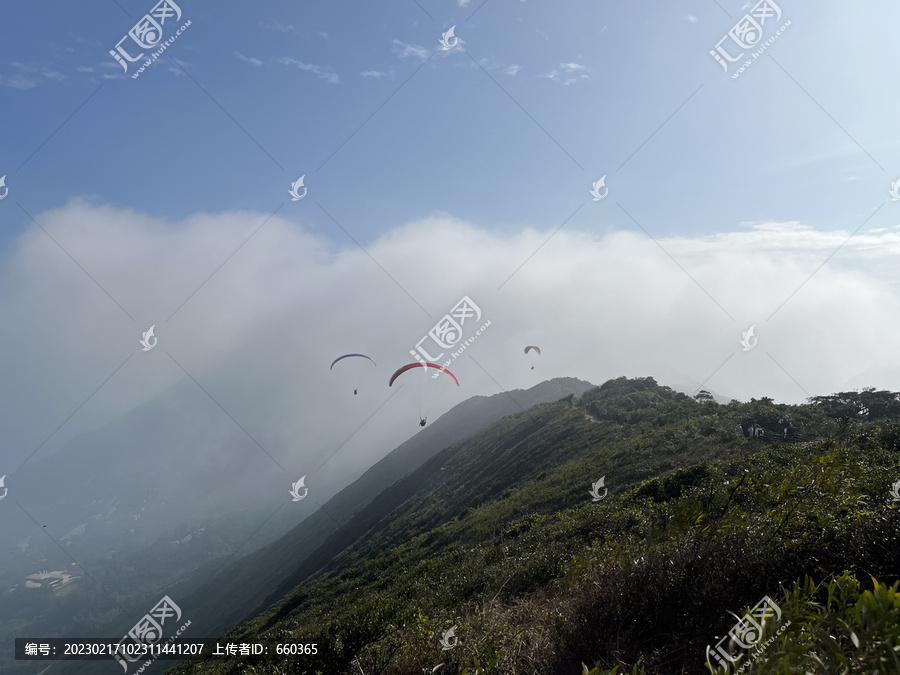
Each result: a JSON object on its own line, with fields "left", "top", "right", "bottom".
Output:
{"left": 330, "top": 354, "right": 376, "bottom": 370}
{"left": 331, "top": 354, "right": 376, "bottom": 396}
{"left": 389, "top": 362, "right": 459, "bottom": 387}
{"left": 390, "top": 363, "right": 459, "bottom": 427}
{"left": 524, "top": 346, "right": 541, "bottom": 355}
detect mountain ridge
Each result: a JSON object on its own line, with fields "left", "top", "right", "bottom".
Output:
{"left": 161, "top": 377, "right": 596, "bottom": 642}
{"left": 168, "top": 378, "right": 900, "bottom": 674}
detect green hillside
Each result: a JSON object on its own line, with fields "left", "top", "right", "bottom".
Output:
{"left": 169, "top": 378, "right": 900, "bottom": 674}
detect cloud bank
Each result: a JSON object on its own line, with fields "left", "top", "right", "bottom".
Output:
{"left": 3, "top": 201, "right": 899, "bottom": 477}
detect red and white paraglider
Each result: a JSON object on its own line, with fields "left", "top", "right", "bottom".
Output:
{"left": 389, "top": 362, "right": 459, "bottom": 426}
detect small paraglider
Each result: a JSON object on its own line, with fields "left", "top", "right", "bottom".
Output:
{"left": 524, "top": 345, "right": 541, "bottom": 369}
{"left": 389, "top": 362, "right": 459, "bottom": 427}
{"left": 330, "top": 354, "right": 376, "bottom": 395}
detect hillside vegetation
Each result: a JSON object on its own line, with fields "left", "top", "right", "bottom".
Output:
{"left": 170, "top": 378, "right": 900, "bottom": 674}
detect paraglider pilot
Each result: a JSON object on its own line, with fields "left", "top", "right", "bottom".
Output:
{"left": 388, "top": 362, "right": 459, "bottom": 428}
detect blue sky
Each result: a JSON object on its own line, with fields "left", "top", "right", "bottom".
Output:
{"left": 2, "top": 0, "right": 897, "bottom": 247}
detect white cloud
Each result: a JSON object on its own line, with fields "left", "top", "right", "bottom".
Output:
{"left": 93, "top": 62, "right": 124, "bottom": 79}
{"left": 168, "top": 59, "right": 189, "bottom": 76}
{"left": 392, "top": 39, "right": 430, "bottom": 62}
{"left": 274, "top": 57, "right": 340, "bottom": 84}
{"left": 542, "top": 63, "right": 589, "bottom": 84}
{"left": 1, "top": 62, "right": 64, "bottom": 88}
{"left": 685, "top": 15, "right": 698, "bottom": 23}
{"left": 262, "top": 19, "right": 294, "bottom": 32}
{"left": 458, "top": 0, "right": 472, "bottom": 6}
{"left": 4, "top": 201, "right": 900, "bottom": 473}
{"left": 474, "top": 57, "right": 519, "bottom": 76}
{"left": 361, "top": 70, "right": 388, "bottom": 79}
{"left": 0, "top": 74, "right": 38, "bottom": 89}
{"left": 234, "top": 51, "right": 263, "bottom": 67}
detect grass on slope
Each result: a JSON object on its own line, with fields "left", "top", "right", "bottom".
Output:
{"left": 169, "top": 381, "right": 900, "bottom": 674}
